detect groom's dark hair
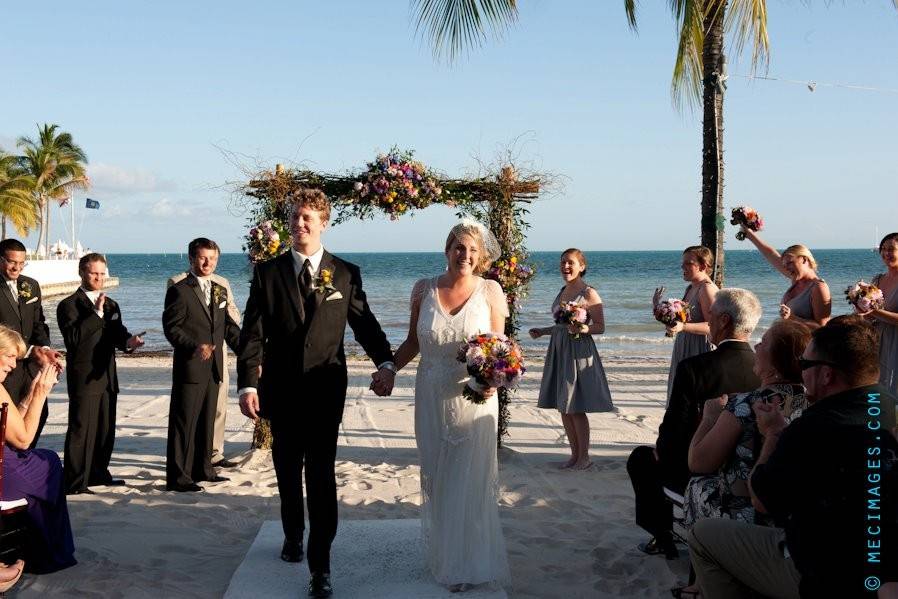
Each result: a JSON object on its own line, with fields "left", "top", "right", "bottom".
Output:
{"left": 0, "top": 239, "right": 26, "bottom": 254}
{"left": 78, "top": 252, "right": 107, "bottom": 272}
{"left": 188, "top": 237, "right": 220, "bottom": 259}
{"left": 287, "top": 188, "right": 331, "bottom": 221}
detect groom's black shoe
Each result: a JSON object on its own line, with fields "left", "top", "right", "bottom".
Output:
{"left": 308, "top": 571, "right": 332, "bottom": 598}
{"left": 280, "top": 539, "right": 304, "bottom": 563}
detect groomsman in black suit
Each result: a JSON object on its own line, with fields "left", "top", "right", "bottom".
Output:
{"left": 0, "top": 238, "right": 63, "bottom": 447}
{"left": 627, "top": 288, "right": 763, "bottom": 559}
{"left": 58, "top": 253, "right": 144, "bottom": 495}
{"left": 163, "top": 238, "right": 240, "bottom": 492}
{"left": 237, "top": 189, "right": 394, "bottom": 599}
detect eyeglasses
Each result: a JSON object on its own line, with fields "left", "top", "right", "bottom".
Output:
{"left": 1, "top": 257, "right": 27, "bottom": 268}
{"left": 798, "top": 357, "right": 841, "bottom": 371}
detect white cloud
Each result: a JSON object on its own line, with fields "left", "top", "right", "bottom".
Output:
{"left": 149, "top": 198, "right": 193, "bottom": 218}
{"left": 88, "top": 162, "right": 177, "bottom": 193}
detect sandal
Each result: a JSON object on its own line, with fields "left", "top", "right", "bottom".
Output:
{"left": 0, "top": 559, "right": 24, "bottom": 593}
{"left": 670, "top": 585, "right": 701, "bottom": 598}
{"left": 638, "top": 537, "right": 678, "bottom": 559}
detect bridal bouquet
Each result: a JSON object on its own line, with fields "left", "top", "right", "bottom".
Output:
{"left": 351, "top": 148, "right": 443, "bottom": 220}
{"left": 554, "top": 300, "right": 589, "bottom": 339}
{"left": 731, "top": 206, "right": 764, "bottom": 240}
{"left": 245, "top": 220, "right": 289, "bottom": 264}
{"left": 654, "top": 299, "right": 690, "bottom": 338}
{"left": 456, "top": 333, "right": 525, "bottom": 404}
{"left": 845, "top": 280, "right": 885, "bottom": 313}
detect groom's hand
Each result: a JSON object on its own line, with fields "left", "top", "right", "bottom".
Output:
{"left": 239, "top": 391, "right": 260, "bottom": 420}
{"left": 369, "top": 368, "right": 395, "bottom": 396}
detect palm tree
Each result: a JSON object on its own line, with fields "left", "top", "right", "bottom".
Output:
{"left": 0, "top": 152, "right": 39, "bottom": 239}
{"left": 17, "top": 124, "right": 89, "bottom": 257}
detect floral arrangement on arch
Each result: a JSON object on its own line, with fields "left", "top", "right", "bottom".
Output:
{"left": 485, "top": 253, "right": 535, "bottom": 311}
{"left": 349, "top": 148, "right": 444, "bottom": 220}
{"left": 244, "top": 220, "right": 290, "bottom": 264}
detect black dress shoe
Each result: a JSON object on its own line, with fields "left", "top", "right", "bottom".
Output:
{"left": 66, "top": 488, "right": 95, "bottom": 495}
{"left": 213, "top": 459, "right": 239, "bottom": 468}
{"left": 280, "top": 539, "right": 304, "bottom": 562}
{"left": 638, "top": 537, "right": 679, "bottom": 560}
{"left": 102, "top": 479, "right": 127, "bottom": 486}
{"left": 308, "top": 572, "right": 332, "bottom": 598}
{"left": 204, "top": 475, "right": 229, "bottom": 483}
{"left": 167, "top": 482, "right": 203, "bottom": 492}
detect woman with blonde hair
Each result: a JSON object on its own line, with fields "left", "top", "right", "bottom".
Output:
{"left": 530, "top": 249, "right": 614, "bottom": 469}
{"left": 740, "top": 228, "right": 831, "bottom": 326}
{"left": 654, "top": 246, "right": 719, "bottom": 403}
{"left": 0, "top": 325, "right": 75, "bottom": 577}
{"left": 386, "top": 220, "right": 509, "bottom": 591}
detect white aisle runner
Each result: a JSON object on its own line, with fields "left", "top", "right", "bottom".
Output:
{"left": 224, "top": 519, "right": 507, "bottom": 599}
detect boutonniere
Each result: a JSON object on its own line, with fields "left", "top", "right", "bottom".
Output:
{"left": 18, "top": 281, "right": 32, "bottom": 300}
{"left": 313, "top": 268, "right": 337, "bottom": 294}
{"left": 212, "top": 284, "right": 226, "bottom": 307}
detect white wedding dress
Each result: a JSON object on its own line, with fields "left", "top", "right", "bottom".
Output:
{"left": 413, "top": 276, "right": 510, "bottom": 586}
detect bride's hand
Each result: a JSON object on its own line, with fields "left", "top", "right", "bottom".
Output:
{"left": 482, "top": 387, "right": 497, "bottom": 398}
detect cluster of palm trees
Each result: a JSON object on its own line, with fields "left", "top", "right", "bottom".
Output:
{"left": 0, "top": 124, "right": 89, "bottom": 255}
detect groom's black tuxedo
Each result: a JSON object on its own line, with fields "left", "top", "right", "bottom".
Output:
{"left": 0, "top": 274, "right": 52, "bottom": 446}
{"left": 237, "top": 249, "right": 392, "bottom": 574}
{"left": 163, "top": 274, "right": 240, "bottom": 488}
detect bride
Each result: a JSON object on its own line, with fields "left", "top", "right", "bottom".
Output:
{"left": 384, "top": 221, "right": 510, "bottom": 590}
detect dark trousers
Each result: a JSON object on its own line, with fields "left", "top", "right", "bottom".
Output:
{"left": 166, "top": 377, "right": 218, "bottom": 487}
{"left": 271, "top": 416, "right": 339, "bottom": 574}
{"left": 63, "top": 387, "right": 117, "bottom": 492}
{"left": 627, "top": 445, "right": 676, "bottom": 542}
{"left": 3, "top": 361, "right": 49, "bottom": 448}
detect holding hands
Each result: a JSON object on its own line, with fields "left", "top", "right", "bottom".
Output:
{"left": 369, "top": 367, "right": 396, "bottom": 396}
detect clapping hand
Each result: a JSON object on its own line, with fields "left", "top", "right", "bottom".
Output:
{"left": 29, "top": 365, "right": 59, "bottom": 403}
{"left": 31, "top": 346, "right": 63, "bottom": 373}
{"left": 779, "top": 304, "right": 792, "bottom": 320}
{"left": 194, "top": 344, "right": 215, "bottom": 361}
{"left": 753, "top": 400, "right": 787, "bottom": 438}
{"left": 702, "top": 395, "right": 728, "bottom": 423}
{"left": 369, "top": 368, "right": 396, "bottom": 396}
{"left": 94, "top": 292, "right": 106, "bottom": 312}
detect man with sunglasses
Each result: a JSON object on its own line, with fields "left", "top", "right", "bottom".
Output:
{"left": 689, "top": 315, "right": 898, "bottom": 598}
{"left": 0, "top": 239, "right": 63, "bottom": 447}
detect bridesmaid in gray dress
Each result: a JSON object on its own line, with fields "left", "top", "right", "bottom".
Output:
{"left": 862, "top": 233, "right": 898, "bottom": 393}
{"left": 740, "top": 227, "right": 832, "bottom": 327}
{"left": 530, "top": 249, "right": 613, "bottom": 470}
{"left": 655, "top": 246, "right": 718, "bottom": 404}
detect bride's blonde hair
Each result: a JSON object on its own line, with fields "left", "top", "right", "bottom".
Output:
{"left": 444, "top": 222, "right": 499, "bottom": 275}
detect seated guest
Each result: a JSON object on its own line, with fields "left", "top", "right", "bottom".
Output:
{"left": 0, "top": 325, "right": 76, "bottom": 574}
{"left": 685, "top": 319, "right": 811, "bottom": 527}
{"left": 627, "top": 288, "right": 762, "bottom": 559}
{"left": 0, "top": 560, "right": 24, "bottom": 593}
{"left": 689, "top": 316, "right": 898, "bottom": 598}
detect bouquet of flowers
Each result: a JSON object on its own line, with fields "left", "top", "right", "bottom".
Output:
{"left": 731, "top": 206, "right": 764, "bottom": 240}
{"left": 485, "top": 254, "right": 535, "bottom": 310}
{"left": 351, "top": 148, "right": 443, "bottom": 220}
{"left": 845, "top": 280, "right": 885, "bottom": 313}
{"left": 553, "top": 300, "right": 590, "bottom": 339}
{"left": 456, "top": 333, "right": 525, "bottom": 404}
{"left": 245, "top": 220, "right": 289, "bottom": 264}
{"left": 654, "top": 299, "right": 690, "bottom": 337}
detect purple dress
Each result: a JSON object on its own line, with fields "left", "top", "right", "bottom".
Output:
{"left": 3, "top": 446, "right": 76, "bottom": 573}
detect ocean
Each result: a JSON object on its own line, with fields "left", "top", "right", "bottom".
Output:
{"left": 39, "top": 250, "right": 885, "bottom": 359}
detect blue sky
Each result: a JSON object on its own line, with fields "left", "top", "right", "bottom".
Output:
{"left": 2, "top": 1, "right": 896, "bottom": 253}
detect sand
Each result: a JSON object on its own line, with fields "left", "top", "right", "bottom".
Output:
{"left": 14, "top": 352, "right": 688, "bottom": 598}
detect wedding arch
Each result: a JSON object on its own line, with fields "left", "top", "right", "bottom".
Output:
{"left": 239, "top": 148, "right": 542, "bottom": 448}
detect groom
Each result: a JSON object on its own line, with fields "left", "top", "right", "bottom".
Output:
{"left": 237, "top": 188, "right": 395, "bottom": 598}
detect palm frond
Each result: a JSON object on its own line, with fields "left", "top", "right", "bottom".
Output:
{"left": 669, "top": 0, "right": 704, "bottom": 111}
{"left": 726, "top": 0, "right": 770, "bottom": 74}
{"left": 624, "top": 0, "right": 638, "bottom": 31}
{"left": 411, "top": 0, "right": 518, "bottom": 63}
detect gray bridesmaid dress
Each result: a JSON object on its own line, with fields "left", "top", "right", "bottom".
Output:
{"left": 665, "top": 283, "right": 713, "bottom": 404}
{"left": 874, "top": 274, "right": 898, "bottom": 393}
{"left": 783, "top": 278, "right": 825, "bottom": 321}
{"left": 537, "top": 288, "right": 614, "bottom": 414}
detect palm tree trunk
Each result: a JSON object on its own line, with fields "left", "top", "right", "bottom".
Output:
{"left": 44, "top": 200, "right": 51, "bottom": 257}
{"left": 700, "top": 0, "right": 727, "bottom": 286}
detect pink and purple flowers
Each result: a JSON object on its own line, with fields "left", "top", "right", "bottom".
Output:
{"left": 654, "top": 299, "right": 691, "bottom": 337}
{"left": 554, "top": 300, "right": 590, "bottom": 339}
{"left": 352, "top": 148, "right": 443, "bottom": 220}
{"left": 845, "top": 280, "right": 885, "bottom": 313}
{"left": 456, "top": 333, "right": 525, "bottom": 404}
{"left": 731, "top": 206, "right": 764, "bottom": 240}
{"left": 245, "top": 220, "right": 289, "bottom": 264}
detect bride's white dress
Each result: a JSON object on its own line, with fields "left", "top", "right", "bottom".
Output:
{"left": 413, "top": 276, "right": 510, "bottom": 586}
